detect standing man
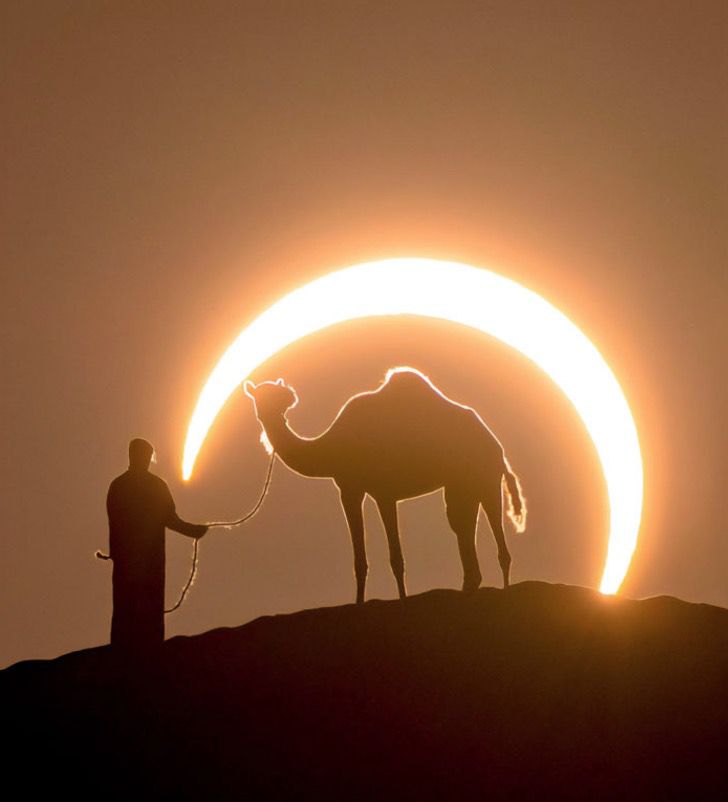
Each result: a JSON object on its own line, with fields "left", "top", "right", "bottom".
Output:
{"left": 107, "top": 438, "right": 208, "bottom": 654}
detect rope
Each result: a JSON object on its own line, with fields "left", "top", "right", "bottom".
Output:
{"left": 96, "top": 452, "right": 277, "bottom": 615}
{"left": 203, "top": 451, "right": 276, "bottom": 528}
{"left": 163, "top": 451, "right": 276, "bottom": 614}
{"left": 164, "top": 537, "right": 200, "bottom": 614}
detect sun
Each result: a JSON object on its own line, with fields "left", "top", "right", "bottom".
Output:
{"left": 181, "top": 258, "right": 643, "bottom": 595}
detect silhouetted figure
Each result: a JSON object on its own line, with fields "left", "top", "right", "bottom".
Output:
{"left": 107, "top": 438, "right": 207, "bottom": 654}
{"left": 244, "top": 368, "right": 526, "bottom": 604}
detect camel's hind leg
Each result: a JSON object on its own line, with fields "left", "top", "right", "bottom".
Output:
{"left": 375, "top": 497, "right": 407, "bottom": 600}
{"left": 444, "top": 487, "right": 482, "bottom": 593}
{"left": 339, "top": 487, "right": 368, "bottom": 604}
{"left": 482, "top": 478, "right": 511, "bottom": 589}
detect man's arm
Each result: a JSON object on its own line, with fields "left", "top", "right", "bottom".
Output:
{"left": 162, "top": 482, "right": 208, "bottom": 539}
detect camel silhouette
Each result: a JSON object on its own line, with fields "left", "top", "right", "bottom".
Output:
{"left": 244, "top": 367, "right": 526, "bottom": 604}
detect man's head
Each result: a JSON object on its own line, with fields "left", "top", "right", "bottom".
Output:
{"left": 128, "top": 438, "right": 155, "bottom": 472}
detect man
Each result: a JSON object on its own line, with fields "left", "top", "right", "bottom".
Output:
{"left": 107, "top": 438, "right": 208, "bottom": 653}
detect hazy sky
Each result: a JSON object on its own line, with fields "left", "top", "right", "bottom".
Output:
{"left": 2, "top": 1, "right": 726, "bottom": 668}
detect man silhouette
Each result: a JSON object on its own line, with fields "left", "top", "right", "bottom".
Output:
{"left": 107, "top": 438, "right": 208, "bottom": 653}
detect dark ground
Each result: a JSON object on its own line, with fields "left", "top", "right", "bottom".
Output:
{"left": 3, "top": 581, "right": 728, "bottom": 801}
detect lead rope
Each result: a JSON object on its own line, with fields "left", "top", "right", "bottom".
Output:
{"left": 96, "top": 452, "right": 277, "bottom": 615}
{"left": 165, "top": 451, "right": 277, "bottom": 613}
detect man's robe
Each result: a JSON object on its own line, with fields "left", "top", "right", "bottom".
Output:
{"left": 107, "top": 470, "right": 199, "bottom": 652}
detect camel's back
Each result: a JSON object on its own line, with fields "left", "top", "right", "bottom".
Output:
{"left": 329, "top": 369, "right": 503, "bottom": 460}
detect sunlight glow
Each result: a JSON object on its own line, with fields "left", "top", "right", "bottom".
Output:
{"left": 182, "top": 258, "right": 643, "bottom": 594}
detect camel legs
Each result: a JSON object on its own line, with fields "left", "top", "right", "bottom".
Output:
{"left": 482, "top": 479, "right": 511, "bottom": 589}
{"left": 375, "top": 498, "right": 407, "bottom": 600}
{"left": 339, "top": 487, "right": 368, "bottom": 604}
{"left": 444, "top": 487, "right": 482, "bottom": 593}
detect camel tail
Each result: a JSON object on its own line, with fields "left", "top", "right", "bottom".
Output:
{"left": 502, "top": 457, "right": 527, "bottom": 533}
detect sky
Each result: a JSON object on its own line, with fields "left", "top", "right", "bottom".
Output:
{"left": 2, "top": 1, "right": 726, "bottom": 668}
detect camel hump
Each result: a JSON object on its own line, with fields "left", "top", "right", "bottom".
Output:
{"left": 331, "top": 367, "right": 441, "bottom": 430}
{"left": 382, "top": 367, "right": 439, "bottom": 396}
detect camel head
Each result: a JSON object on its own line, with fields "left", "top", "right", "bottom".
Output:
{"left": 243, "top": 378, "right": 299, "bottom": 420}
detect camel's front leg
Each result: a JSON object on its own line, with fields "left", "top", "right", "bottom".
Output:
{"left": 340, "top": 488, "right": 368, "bottom": 604}
{"left": 375, "top": 497, "right": 407, "bottom": 600}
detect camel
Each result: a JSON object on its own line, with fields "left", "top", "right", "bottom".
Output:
{"left": 244, "top": 367, "right": 526, "bottom": 604}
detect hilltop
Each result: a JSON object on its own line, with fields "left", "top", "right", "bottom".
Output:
{"left": 3, "top": 582, "right": 728, "bottom": 800}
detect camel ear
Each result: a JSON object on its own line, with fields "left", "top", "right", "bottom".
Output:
{"left": 243, "top": 381, "right": 256, "bottom": 398}
{"left": 275, "top": 378, "right": 284, "bottom": 386}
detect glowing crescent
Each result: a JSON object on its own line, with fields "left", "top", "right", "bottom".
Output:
{"left": 182, "top": 258, "right": 643, "bottom": 594}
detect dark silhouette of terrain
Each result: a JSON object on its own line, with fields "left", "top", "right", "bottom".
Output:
{"left": 246, "top": 368, "right": 526, "bottom": 603}
{"left": 3, "top": 582, "right": 727, "bottom": 801}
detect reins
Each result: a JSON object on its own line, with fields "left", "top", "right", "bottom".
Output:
{"left": 164, "top": 452, "right": 276, "bottom": 614}
{"left": 96, "top": 452, "right": 277, "bottom": 615}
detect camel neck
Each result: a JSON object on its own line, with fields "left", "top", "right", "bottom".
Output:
{"left": 259, "top": 413, "right": 331, "bottom": 479}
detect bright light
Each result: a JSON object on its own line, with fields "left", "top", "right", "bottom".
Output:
{"left": 182, "top": 258, "right": 643, "bottom": 594}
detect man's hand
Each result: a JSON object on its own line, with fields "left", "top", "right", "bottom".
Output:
{"left": 193, "top": 524, "right": 208, "bottom": 539}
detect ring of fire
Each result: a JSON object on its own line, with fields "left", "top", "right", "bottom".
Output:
{"left": 182, "top": 258, "right": 643, "bottom": 594}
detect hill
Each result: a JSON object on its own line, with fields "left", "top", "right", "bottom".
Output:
{"left": 3, "top": 582, "right": 728, "bottom": 800}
